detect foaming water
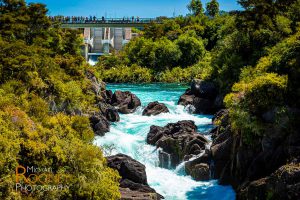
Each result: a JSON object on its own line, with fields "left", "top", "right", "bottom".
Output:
{"left": 94, "top": 83, "right": 235, "bottom": 200}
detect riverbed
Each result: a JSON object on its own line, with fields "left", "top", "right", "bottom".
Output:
{"left": 94, "top": 83, "right": 235, "bottom": 200}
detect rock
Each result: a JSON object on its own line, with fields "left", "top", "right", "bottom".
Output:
{"left": 238, "top": 162, "right": 300, "bottom": 200}
{"left": 192, "top": 97, "right": 214, "bottom": 114}
{"left": 120, "top": 188, "right": 163, "bottom": 200}
{"left": 213, "top": 94, "right": 225, "bottom": 111}
{"left": 98, "top": 102, "right": 120, "bottom": 122}
{"left": 178, "top": 89, "right": 194, "bottom": 106}
{"left": 107, "top": 154, "right": 147, "bottom": 185}
{"left": 120, "top": 179, "right": 156, "bottom": 193}
{"left": 146, "top": 121, "right": 209, "bottom": 167}
{"left": 191, "top": 79, "right": 217, "bottom": 100}
{"left": 89, "top": 114, "right": 110, "bottom": 136}
{"left": 101, "top": 89, "right": 113, "bottom": 104}
{"left": 178, "top": 79, "right": 218, "bottom": 115}
{"left": 107, "top": 154, "right": 163, "bottom": 199}
{"left": 188, "top": 163, "right": 210, "bottom": 181}
{"left": 158, "top": 150, "right": 172, "bottom": 169}
{"left": 209, "top": 107, "right": 300, "bottom": 200}
{"left": 86, "top": 71, "right": 106, "bottom": 96}
{"left": 185, "top": 151, "right": 212, "bottom": 181}
{"left": 111, "top": 91, "right": 141, "bottom": 114}
{"left": 211, "top": 136, "right": 233, "bottom": 179}
{"left": 142, "top": 101, "right": 169, "bottom": 116}
{"left": 106, "top": 108, "right": 120, "bottom": 122}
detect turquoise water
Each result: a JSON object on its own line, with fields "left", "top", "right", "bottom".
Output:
{"left": 94, "top": 83, "right": 235, "bottom": 200}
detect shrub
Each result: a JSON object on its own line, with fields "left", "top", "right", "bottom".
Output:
{"left": 225, "top": 73, "right": 287, "bottom": 115}
{"left": 99, "top": 64, "right": 153, "bottom": 83}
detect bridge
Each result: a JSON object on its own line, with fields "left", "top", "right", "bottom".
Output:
{"left": 59, "top": 18, "right": 162, "bottom": 62}
{"left": 61, "top": 18, "right": 161, "bottom": 28}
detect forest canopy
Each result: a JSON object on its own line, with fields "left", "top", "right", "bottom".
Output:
{"left": 0, "top": 0, "right": 120, "bottom": 199}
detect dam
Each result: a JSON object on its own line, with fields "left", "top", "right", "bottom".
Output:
{"left": 60, "top": 17, "right": 162, "bottom": 61}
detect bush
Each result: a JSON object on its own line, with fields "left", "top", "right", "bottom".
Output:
{"left": 0, "top": 1, "right": 121, "bottom": 199}
{"left": 98, "top": 64, "right": 153, "bottom": 83}
{"left": 225, "top": 73, "right": 287, "bottom": 115}
{"left": 175, "top": 32, "right": 206, "bottom": 67}
{"left": 0, "top": 105, "right": 120, "bottom": 199}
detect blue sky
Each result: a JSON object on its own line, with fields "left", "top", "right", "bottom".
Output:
{"left": 26, "top": 0, "right": 242, "bottom": 18}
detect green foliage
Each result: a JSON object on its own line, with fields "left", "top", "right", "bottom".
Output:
{"left": 187, "top": 0, "right": 204, "bottom": 16}
{"left": 225, "top": 73, "right": 288, "bottom": 115}
{"left": 154, "top": 38, "right": 182, "bottom": 70}
{"left": 98, "top": 64, "right": 153, "bottom": 83}
{"left": 0, "top": 104, "right": 120, "bottom": 199}
{"left": 0, "top": 1, "right": 120, "bottom": 199}
{"left": 123, "top": 37, "right": 157, "bottom": 68}
{"left": 123, "top": 37, "right": 182, "bottom": 71}
{"left": 175, "top": 32, "right": 206, "bottom": 67}
{"left": 206, "top": 0, "right": 219, "bottom": 17}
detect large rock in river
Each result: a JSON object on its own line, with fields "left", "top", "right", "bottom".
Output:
{"left": 89, "top": 113, "right": 110, "bottom": 136}
{"left": 142, "top": 101, "right": 169, "bottom": 116}
{"left": 178, "top": 79, "right": 219, "bottom": 114}
{"left": 147, "top": 120, "right": 209, "bottom": 168}
{"left": 111, "top": 91, "right": 141, "bottom": 114}
{"left": 191, "top": 79, "right": 217, "bottom": 100}
{"left": 107, "top": 154, "right": 163, "bottom": 199}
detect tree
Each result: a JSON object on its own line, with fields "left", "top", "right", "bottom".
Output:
{"left": 175, "top": 32, "right": 206, "bottom": 67}
{"left": 187, "top": 0, "right": 204, "bottom": 16}
{"left": 154, "top": 38, "right": 182, "bottom": 70}
{"left": 206, "top": 0, "right": 219, "bottom": 17}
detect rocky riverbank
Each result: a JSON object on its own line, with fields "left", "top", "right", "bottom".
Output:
{"left": 107, "top": 154, "right": 164, "bottom": 200}
{"left": 92, "top": 79, "right": 299, "bottom": 199}
{"left": 89, "top": 81, "right": 164, "bottom": 199}
{"left": 210, "top": 109, "right": 300, "bottom": 199}
{"left": 176, "top": 79, "right": 300, "bottom": 199}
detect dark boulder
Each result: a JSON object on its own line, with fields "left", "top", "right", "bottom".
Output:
{"left": 98, "top": 102, "right": 120, "bottom": 122}
{"left": 191, "top": 79, "right": 217, "bottom": 100}
{"left": 146, "top": 120, "right": 209, "bottom": 168}
{"left": 192, "top": 97, "right": 214, "bottom": 114}
{"left": 120, "top": 188, "right": 163, "bottom": 200}
{"left": 111, "top": 91, "right": 141, "bottom": 114}
{"left": 101, "top": 89, "right": 113, "bottom": 104}
{"left": 142, "top": 101, "right": 169, "bottom": 116}
{"left": 185, "top": 151, "right": 212, "bottom": 181}
{"left": 89, "top": 114, "right": 110, "bottom": 136}
{"left": 178, "top": 79, "right": 219, "bottom": 115}
{"left": 107, "top": 154, "right": 147, "bottom": 185}
{"left": 188, "top": 163, "right": 210, "bottom": 181}
{"left": 106, "top": 108, "right": 120, "bottom": 122}
{"left": 238, "top": 162, "right": 300, "bottom": 200}
{"left": 107, "top": 154, "right": 163, "bottom": 199}
{"left": 178, "top": 89, "right": 194, "bottom": 106}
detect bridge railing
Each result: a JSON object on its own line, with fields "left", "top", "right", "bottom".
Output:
{"left": 50, "top": 17, "right": 163, "bottom": 24}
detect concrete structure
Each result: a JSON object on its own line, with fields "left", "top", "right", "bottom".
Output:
{"left": 61, "top": 18, "right": 162, "bottom": 60}
{"left": 81, "top": 27, "right": 132, "bottom": 60}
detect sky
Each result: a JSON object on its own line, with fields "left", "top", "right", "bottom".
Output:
{"left": 26, "top": 0, "right": 242, "bottom": 18}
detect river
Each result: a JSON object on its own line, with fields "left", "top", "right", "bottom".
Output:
{"left": 94, "top": 83, "right": 235, "bottom": 200}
